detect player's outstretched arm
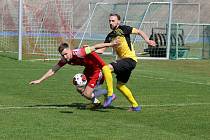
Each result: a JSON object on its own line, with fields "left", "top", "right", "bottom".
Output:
{"left": 81, "top": 38, "right": 120, "bottom": 55}
{"left": 133, "top": 28, "right": 156, "bottom": 47}
{"left": 90, "top": 38, "right": 120, "bottom": 51}
{"left": 95, "top": 48, "right": 106, "bottom": 54}
{"left": 29, "top": 64, "right": 61, "bottom": 85}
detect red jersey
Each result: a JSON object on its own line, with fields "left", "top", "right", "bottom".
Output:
{"left": 57, "top": 48, "right": 105, "bottom": 70}
{"left": 57, "top": 48, "right": 106, "bottom": 88}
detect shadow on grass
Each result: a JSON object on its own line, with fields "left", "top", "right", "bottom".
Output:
{"left": 25, "top": 102, "right": 127, "bottom": 113}
{"left": 59, "top": 111, "right": 73, "bottom": 114}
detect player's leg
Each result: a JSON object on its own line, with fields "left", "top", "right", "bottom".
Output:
{"left": 92, "top": 71, "right": 117, "bottom": 106}
{"left": 112, "top": 58, "right": 141, "bottom": 111}
{"left": 82, "top": 85, "right": 101, "bottom": 105}
{"left": 93, "top": 86, "right": 107, "bottom": 98}
{"left": 103, "top": 64, "right": 116, "bottom": 108}
{"left": 75, "top": 86, "right": 95, "bottom": 99}
{"left": 93, "top": 85, "right": 117, "bottom": 105}
{"left": 90, "top": 71, "right": 107, "bottom": 98}
{"left": 82, "top": 70, "right": 107, "bottom": 107}
{"left": 102, "top": 65, "right": 113, "bottom": 97}
{"left": 92, "top": 51, "right": 114, "bottom": 98}
{"left": 116, "top": 71, "right": 139, "bottom": 108}
{"left": 116, "top": 82, "right": 139, "bottom": 107}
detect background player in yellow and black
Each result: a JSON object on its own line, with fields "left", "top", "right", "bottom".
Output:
{"left": 97, "top": 13, "right": 156, "bottom": 111}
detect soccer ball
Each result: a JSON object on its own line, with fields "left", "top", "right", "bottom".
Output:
{"left": 72, "top": 73, "right": 87, "bottom": 87}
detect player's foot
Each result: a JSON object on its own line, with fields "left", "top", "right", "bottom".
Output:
{"left": 86, "top": 102, "right": 101, "bottom": 109}
{"left": 103, "top": 94, "right": 117, "bottom": 108}
{"left": 128, "top": 106, "right": 141, "bottom": 112}
{"left": 93, "top": 102, "right": 101, "bottom": 108}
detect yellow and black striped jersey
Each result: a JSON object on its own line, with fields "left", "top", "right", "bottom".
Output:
{"left": 105, "top": 25, "right": 138, "bottom": 62}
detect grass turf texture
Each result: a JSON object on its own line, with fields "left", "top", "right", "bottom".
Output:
{"left": 0, "top": 56, "right": 210, "bottom": 140}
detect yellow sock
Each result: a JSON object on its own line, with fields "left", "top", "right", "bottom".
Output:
{"left": 117, "top": 84, "right": 139, "bottom": 107}
{"left": 102, "top": 65, "right": 113, "bottom": 96}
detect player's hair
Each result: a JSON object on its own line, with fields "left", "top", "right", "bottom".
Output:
{"left": 58, "top": 43, "right": 69, "bottom": 54}
{"left": 109, "top": 13, "right": 121, "bottom": 20}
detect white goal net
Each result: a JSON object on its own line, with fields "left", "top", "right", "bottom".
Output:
{"left": 0, "top": 0, "right": 73, "bottom": 60}
{"left": 1, "top": 0, "right": 208, "bottom": 60}
{"left": 77, "top": 1, "right": 172, "bottom": 59}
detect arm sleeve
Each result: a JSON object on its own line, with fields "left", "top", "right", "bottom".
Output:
{"left": 131, "top": 28, "right": 139, "bottom": 34}
{"left": 72, "top": 48, "right": 87, "bottom": 58}
{"left": 121, "top": 25, "right": 133, "bottom": 35}
{"left": 84, "top": 47, "right": 92, "bottom": 55}
{"left": 104, "top": 34, "right": 111, "bottom": 43}
{"left": 57, "top": 58, "right": 67, "bottom": 67}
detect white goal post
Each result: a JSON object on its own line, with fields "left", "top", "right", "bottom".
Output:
{"left": 1, "top": 0, "right": 206, "bottom": 60}
{"left": 76, "top": 1, "right": 173, "bottom": 60}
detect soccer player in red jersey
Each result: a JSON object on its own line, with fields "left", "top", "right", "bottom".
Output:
{"left": 29, "top": 41, "right": 118, "bottom": 107}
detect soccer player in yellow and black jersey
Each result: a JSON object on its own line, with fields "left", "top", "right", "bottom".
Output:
{"left": 96, "top": 13, "right": 156, "bottom": 111}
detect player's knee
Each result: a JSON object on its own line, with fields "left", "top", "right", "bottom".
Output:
{"left": 107, "top": 64, "right": 114, "bottom": 72}
{"left": 103, "top": 64, "right": 114, "bottom": 72}
{"left": 76, "top": 87, "right": 91, "bottom": 99}
{"left": 102, "top": 65, "right": 110, "bottom": 72}
{"left": 116, "top": 83, "right": 125, "bottom": 90}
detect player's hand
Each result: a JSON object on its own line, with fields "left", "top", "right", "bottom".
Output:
{"left": 29, "top": 80, "right": 41, "bottom": 85}
{"left": 76, "top": 86, "right": 85, "bottom": 95}
{"left": 147, "top": 40, "right": 156, "bottom": 47}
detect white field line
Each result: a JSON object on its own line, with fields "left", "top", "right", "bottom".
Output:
{"left": 0, "top": 102, "right": 210, "bottom": 110}
{"left": 0, "top": 106, "right": 69, "bottom": 110}
{"left": 0, "top": 68, "right": 70, "bottom": 71}
{"left": 0, "top": 68, "right": 46, "bottom": 71}
{"left": 141, "top": 102, "right": 210, "bottom": 107}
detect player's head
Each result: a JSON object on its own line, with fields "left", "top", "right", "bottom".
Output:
{"left": 109, "top": 13, "right": 121, "bottom": 30}
{"left": 58, "top": 43, "right": 72, "bottom": 61}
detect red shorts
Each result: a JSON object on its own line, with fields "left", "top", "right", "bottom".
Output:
{"left": 84, "top": 70, "right": 104, "bottom": 88}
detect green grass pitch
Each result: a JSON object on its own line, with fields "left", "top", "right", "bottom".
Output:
{"left": 0, "top": 55, "right": 210, "bottom": 140}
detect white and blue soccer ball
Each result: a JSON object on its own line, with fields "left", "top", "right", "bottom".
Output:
{"left": 72, "top": 73, "right": 87, "bottom": 87}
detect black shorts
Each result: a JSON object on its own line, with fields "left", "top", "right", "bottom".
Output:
{"left": 110, "top": 58, "right": 136, "bottom": 83}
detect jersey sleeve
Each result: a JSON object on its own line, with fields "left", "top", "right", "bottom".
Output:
{"left": 104, "top": 34, "right": 111, "bottom": 43}
{"left": 57, "top": 58, "right": 67, "bottom": 67}
{"left": 131, "top": 28, "right": 139, "bottom": 34}
{"left": 72, "top": 48, "right": 87, "bottom": 58}
{"left": 121, "top": 25, "right": 133, "bottom": 35}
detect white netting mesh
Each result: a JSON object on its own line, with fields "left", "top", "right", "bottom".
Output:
{"left": 0, "top": 0, "right": 18, "bottom": 56}
{"left": 0, "top": 0, "right": 209, "bottom": 60}
{"left": 77, "top": 2, "right": 170, "bottom": 58}
{"left": 23, "top": 0, "right": 73, "bottom": 60}
{"left": 0, "top": 0, "right": 73, "bottom": 60}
